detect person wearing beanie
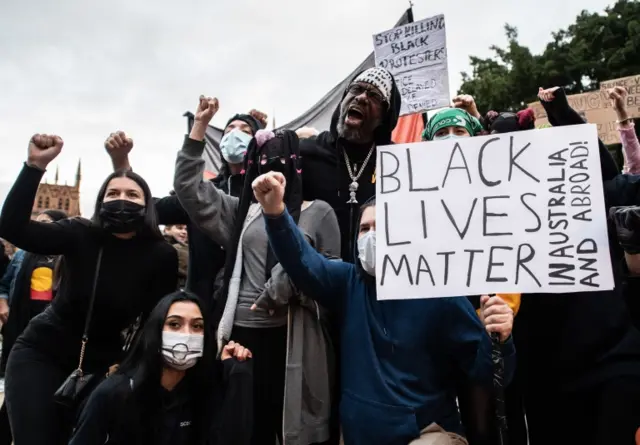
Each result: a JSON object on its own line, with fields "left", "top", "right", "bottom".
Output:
{"left": 299, "top": 67, "right": 402, "bottom": 264}
{"left": 103, "top": 108, "right": 266, "bottom": 312}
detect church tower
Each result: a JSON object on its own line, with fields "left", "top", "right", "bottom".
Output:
{"left": 32, "top": 159, "right": 82, "bottom": 218}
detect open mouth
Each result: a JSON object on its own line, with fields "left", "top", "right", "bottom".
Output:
{"left": 345, "top": 106, "right": 365, "bottom": 125}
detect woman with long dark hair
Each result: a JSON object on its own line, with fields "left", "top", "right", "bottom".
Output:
{"left": 0, "top": 134, "right": 178, "bottom": 444}
{"left": 69, "top": 291, "right": 253, "bottom": 445}
{"left": 174, "top": 97, "right": 340, "bottom": 445}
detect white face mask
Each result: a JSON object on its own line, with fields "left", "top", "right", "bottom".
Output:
{"left": 161, "top": 332, "right": 204, "bottom": 371}
{"left": 357, "top": 230, "right": 376, "bottom": 276}
{"left": 433, "top": 133, "right": 467, "bottom": 141}
{"left": 220, "top": 129, "right": 252, "bottom": 164}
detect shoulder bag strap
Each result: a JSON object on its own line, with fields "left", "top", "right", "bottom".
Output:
{"left": 77, "top": 247, "right": 104, "bottom": 372}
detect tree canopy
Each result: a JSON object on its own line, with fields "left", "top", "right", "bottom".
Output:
{"left": 458, "top": 0, "right": 640, "bottom": 112}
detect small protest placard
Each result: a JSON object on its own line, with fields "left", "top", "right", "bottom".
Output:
{"left": 373, "top": 15, "right": 450, "bottom": 116}
{"left": 375, "top": 125, "right": 614, "bottom": 300}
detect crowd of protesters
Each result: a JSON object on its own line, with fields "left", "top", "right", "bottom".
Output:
{"left": 0, "top": 65, "right": 639, "bottom": 445}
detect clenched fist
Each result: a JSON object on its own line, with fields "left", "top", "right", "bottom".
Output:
{"left": 105, "top": 131, "right": 133, "bottom": 160}
{"left": 608, "top": 86, "right": 630, "bottom": 121}
{"left": 480, "top": 294, "right": 514, "bottom": 343}
{"left": 249, "top": 109, "right": 268, "bottom": 128}
{"left": 195, "top": 95, "right": 219, "bottom": 126}
{"left": 27, "top": 134, "right": 63, "bottom": 171}
{"left": 252, "top": 171, "right": 286, "bottom": 216}
{"left": 452, "top": 94, "right": 480, "bottom": 118}
{"left": 221, "top": 340, "right": 252, "bottom": 362}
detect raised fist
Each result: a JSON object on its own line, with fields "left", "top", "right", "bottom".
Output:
{"left": 452, "top": 94, "right": 480, "bottom": 118}
{"left": 538, "top": 86, "right": 560, "bottom": 103}
{"left": 249, "top": 109, "right": 268, "bottom": 128}
{"left": 221, "top": 340, "right": 252, "bottom": 362}
{"left": 608, "top": 86, "right": 629, "bottom": 119}
{"left": 27, "top": 134, "right": 63, "bottom": 171}
{"left": 105, "top": 131, "right": 133, "bottom": 160}
{"left": 252, "top": 171, "right": 286, "bottom": 216}
{"left": 195, "top": 95, "right": 219, "bottom": 126}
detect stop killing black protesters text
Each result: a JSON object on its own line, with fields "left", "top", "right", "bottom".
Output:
{"left": 373, "top": 14, "right": 450, "bottom": 115}
{"left": 375, "top": 125, "right": 614, "bottom": 300}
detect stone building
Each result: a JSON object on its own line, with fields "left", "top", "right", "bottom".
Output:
{"left": 32, "top": 160, "right": 82, "bottom": 217}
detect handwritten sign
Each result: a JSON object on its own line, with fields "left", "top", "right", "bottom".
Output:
{"left": 528, "top": 91, "right": 620, "bottom": 144}
{"left": 375, "top": 125, "right": 614, "bottom": 300}
{"left": 373, "top": 15, "right": 450, "bottom": 116}
{"left": 528, "top": 74, "right": 640, "bottom": 145}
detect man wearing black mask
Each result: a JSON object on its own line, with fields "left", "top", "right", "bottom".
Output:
{"left": 105, "top": 109, "right": 265, "bottom": 310}
{"left": 299, "top": 67, "right": 401, "bottom": 263}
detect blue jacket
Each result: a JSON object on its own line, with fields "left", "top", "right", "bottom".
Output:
{"left": 0, "top": 249, "right": 25, "bottom": 305}
{"left": 264, "top": 210, "right": 515, "bottom": 445}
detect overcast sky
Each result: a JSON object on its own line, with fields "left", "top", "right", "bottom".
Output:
{"left": 0, "top": 0, "right": 614, "bottom": 216}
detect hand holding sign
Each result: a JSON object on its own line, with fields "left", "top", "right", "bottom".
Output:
{"left": 253, "top": 171, "right": 286, "bottom": 216}
{"left": 480, "top": 295, "right": 513, "bottom": 343}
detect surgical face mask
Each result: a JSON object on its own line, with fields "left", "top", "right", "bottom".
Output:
{"left": 433, "top": 133, "right": 467, "bottom": 141}
{"left": 357, "top": 230, "right": 376, "bottom": 276}
{"left": 161, "top": 332, "right": 204, "bottom": 371}
{"left": 220, "top": 129, "right": 252, "bottom": 164}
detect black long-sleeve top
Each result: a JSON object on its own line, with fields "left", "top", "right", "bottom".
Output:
{"left": 513, "top": 91, "right": 640, "bottom": 390}
{"left": 69, "top": 358, "right": 253, "bottom": 445}
{"left": 0, "top": 164, "right": 178, "bottom": 370}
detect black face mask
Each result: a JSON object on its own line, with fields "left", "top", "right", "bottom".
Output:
{"left": 99, "top": 199, "right": 146, "bottom": 234}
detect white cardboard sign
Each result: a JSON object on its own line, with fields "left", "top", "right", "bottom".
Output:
{"left": 373, "top": 14, "right": 450, "bottom": 115}
{"left": 375, "top": 125, "right": 614, "bottom": 300}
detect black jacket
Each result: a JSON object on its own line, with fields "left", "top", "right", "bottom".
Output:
{"left": 156, "top": 174, "right": 244, "bottom": 310}
{"left": 514, "top": 89, "right": 640, "bottom": 391}
{"left": 69, "top": 358, "right": 253, "bottom": 445}
{"left": 299, "top": 71, "right": 401, "bottom": 263}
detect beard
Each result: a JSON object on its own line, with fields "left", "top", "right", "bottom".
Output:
{"left": 337, "top": 103, "right": 368, "bottom": 143}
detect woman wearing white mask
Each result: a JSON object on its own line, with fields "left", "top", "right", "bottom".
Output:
{"left": 69, "top": 291, "right": 253, "bottom": 445}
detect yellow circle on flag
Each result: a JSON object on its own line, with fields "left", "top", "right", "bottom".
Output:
{"left": 31, "top": 267, "right": 53, "bottom": 292}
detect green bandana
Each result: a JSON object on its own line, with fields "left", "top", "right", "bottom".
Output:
{"left": 422, "top": 108, "right": 483, "bottom": 141}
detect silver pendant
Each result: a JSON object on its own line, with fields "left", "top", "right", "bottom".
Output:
{"left": 347, "top": 181, "right": 359, "bottom": 204}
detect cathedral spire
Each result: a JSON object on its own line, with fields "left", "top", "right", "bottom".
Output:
{"left": 54, "top": 166, "right": 59, "bottom": 184}
{"left": 75, "top": 159, "right": 82, "bottom": 189}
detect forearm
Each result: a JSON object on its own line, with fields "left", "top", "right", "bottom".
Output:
{"left": 173, "top": 136, "right": 238, "bottom": 247}
{"left": 541, "top": 88, "right": 584, "bottom": 127}
{"left": 620, "top": 123, "right": 640, "bottom": 174}
{"left": 111, "top": 155, "right": 131, "bottom": 172}
{"left": 217, "top": 359, "right": 253, "bottom": 445}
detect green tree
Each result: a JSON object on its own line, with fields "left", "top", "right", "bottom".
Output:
{"left": 459, "top": 0, "right": 640, "bottom": 112}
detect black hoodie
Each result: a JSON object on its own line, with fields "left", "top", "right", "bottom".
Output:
{"left": 299, "top": 71, "right": 401, "bottom": 262}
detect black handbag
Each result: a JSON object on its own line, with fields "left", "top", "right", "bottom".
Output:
{"left": 53, "top": 247, "right": 103, "bottom": 409}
